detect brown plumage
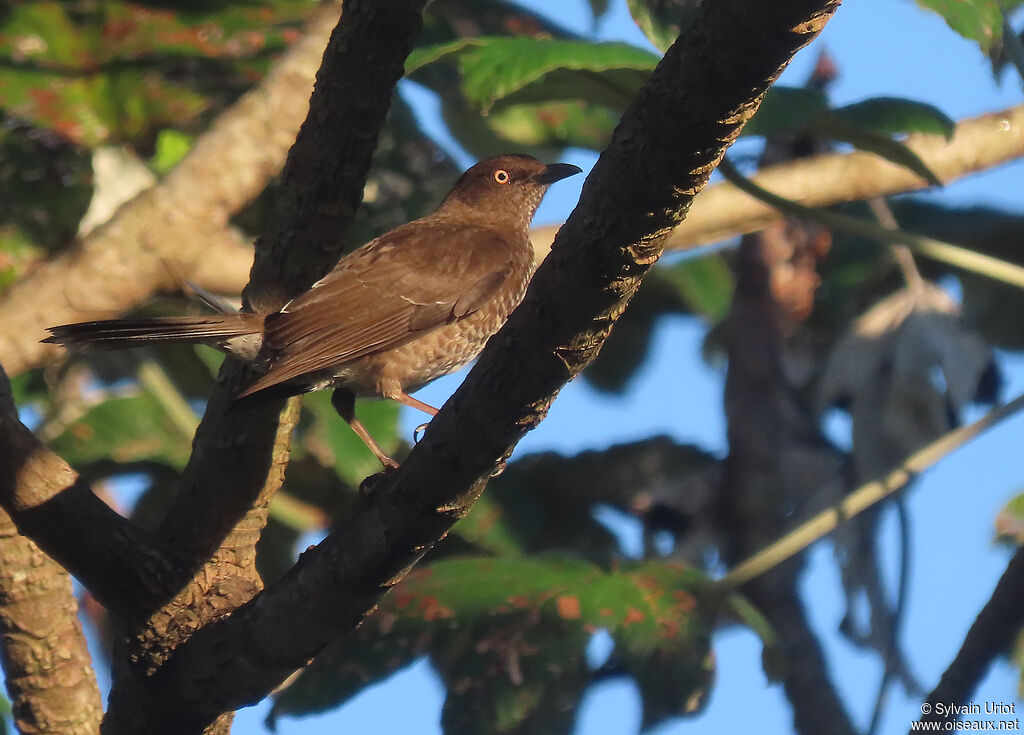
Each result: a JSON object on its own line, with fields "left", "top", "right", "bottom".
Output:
{"left": 44, "top": 154, "right": 581, "bottom": 468}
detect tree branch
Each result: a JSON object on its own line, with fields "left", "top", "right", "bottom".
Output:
{"left": 917, "top": 545, "right": 1024, "bottom": 730}
{"left": 0, "top": 364, "right": 184, "bottom": 619}
{"left": 0, "top": 505, "right": 103, "bottom": 735}
{"left": 127, "top": 1, "right": 840, "bottom": 729}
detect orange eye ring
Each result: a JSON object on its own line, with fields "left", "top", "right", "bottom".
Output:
{"left": 493, "top": 169, "right": 510, "bottom": 184}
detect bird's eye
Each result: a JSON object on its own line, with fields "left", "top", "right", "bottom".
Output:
{"left": 493, "top": 169, "right": 510, "bottom": 184}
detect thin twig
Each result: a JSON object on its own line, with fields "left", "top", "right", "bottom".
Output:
{"left": 717, "top": 158, "right": 1024, "bottom": 290}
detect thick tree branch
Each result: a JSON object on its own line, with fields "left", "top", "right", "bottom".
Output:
{"left": 0, "top": 3, "right": 342, "bottom": 379}
{"left": 125, "top": 1, "right": 840, "bottom": 728}
{"left": 917, "top": 546, "right": 1024, "bottom": 730}
{"left": 0, "top": 504, "right": 103, "bottom": 735}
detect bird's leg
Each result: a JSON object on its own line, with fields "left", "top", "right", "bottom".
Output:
{"left": 391, "top": 392, "right": 439, "bottom": 417}
{"left": 330, "top": 389, "right": 399, "bottom": 470}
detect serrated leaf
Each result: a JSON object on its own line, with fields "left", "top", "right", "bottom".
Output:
{"left": 626, "top": 0, "right": 701, "bottom": 52}
{"left": 830, "top": 97, "right": 955, "bottom": 140}
{"left": 270, "top": 557, "right": 715, "bottom": 732}
{"left": 410, "top": 37, "right": 656, "bottom": 113}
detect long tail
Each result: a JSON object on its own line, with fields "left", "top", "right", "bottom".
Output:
{"left": 44, "top": 314, "right": 264, "bottom": 351}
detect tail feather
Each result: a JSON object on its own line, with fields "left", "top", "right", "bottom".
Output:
{"left": 44, "top": 314, "right": 263, "bottom": 350}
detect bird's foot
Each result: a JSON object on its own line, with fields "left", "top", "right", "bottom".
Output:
{"left": 413, "top": 422, "right": 430, "bottom": 444}
{"left": 359, "top": 463, "right": 397, "bottom": 497}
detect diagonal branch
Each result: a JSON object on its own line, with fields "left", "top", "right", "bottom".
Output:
{"left": 131, "top": 0, "right": 841, "bottom": 728}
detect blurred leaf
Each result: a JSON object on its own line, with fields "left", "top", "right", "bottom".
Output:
{"left": 913, "top": 0, "right": 1024, "bottom": 52}
{"left": 829, "top": 97, "right": 955, "bottom": 140}
{"left": 816, "top": 120, "right": 943, "bottom": 187}
{"left": 0, "top": 124, "right": 93, "bottom": 268}
{"left": 452, "top": 493, "right": 526, "bottom": 556}
{"left": 418, "top": 0, "right": 576, "bottom": 49}
{"left": 409, "top": 37, "right": 656, "bottom": 113}
{"left": 270, "top": 556, "right": 715, "bottom": 732}
{"left": 626, "top": 0, "right": 701, "bottom": 52}
{"left": 49, "top": 390, "right": 193, "bottom": 468}
{"left": 995, "top": 491, "right": 1024, "bottom": 545}
{"left": 0, "top": 2, "right": 314, "bottom": 147}
{"left": 741, "top": 86, "right": 830, "bottom": 138}
{"left": 150, "top": 128, "right": 194, "bottom": 174}
{"left": 301, "top": 391, "right": 401, "bottom": 487}
{"left": 483, "top": 100, "right": 618, "bottom": 151}
{"left": 660, "top": 254, "right": 735, "bottom": 322}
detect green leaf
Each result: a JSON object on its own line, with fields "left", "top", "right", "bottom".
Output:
{"left": 814, "top": 117, "right": 944, "bottom": 187}
{"left": 995, "top": 491, "right": 1024, "bottom": 545}
{"left": 270, "top": 557, "right": 715, "bottom": 732}
{"left": 913, "top": 0, "right": 1023, "bottom": 52}
{"left": 483, "top": 101, "right": 618, "bottom": 151}
{"left": 829, "top": 97, "right": 955, "bottom": 140}
{"left": 409, "top": 37, "right": 657, "bottom": 113}
{"left": 49, "top": 391, "right": 193, "bottom": 469}
{"left": 0, "top": 2, "right": 315, "bottom": 147}
{"left": 151, "top": 129, "right": 195, "bottom": 174}
{"left": 741, "top": 86, "right": 830, "bottom": 138}
{"left": 626, "top": 0, "right": 701, "bottom": 52}
{"left": 301, "top": 391, "right": 401, "bottom": 487}
{"left": 660, "top": 253, "right": 735, "bottom": 322}
{"left": 0, "top": 126, "right": 93, "bottom": 261}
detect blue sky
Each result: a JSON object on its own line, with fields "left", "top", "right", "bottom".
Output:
{"left": 193, "top": 1, "right": 1024, "bottom": 732}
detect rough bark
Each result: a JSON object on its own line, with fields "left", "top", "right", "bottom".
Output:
{"left": 0, "top": 504, "right": 103, "bottom": 735}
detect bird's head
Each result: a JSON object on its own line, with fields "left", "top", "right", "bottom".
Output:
{"left": 441, "top": 154, "right": 582, "bottom": 232}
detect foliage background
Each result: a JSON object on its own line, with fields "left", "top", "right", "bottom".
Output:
{"left": 2, "top": 0, "right": 1023, "bottom": 733}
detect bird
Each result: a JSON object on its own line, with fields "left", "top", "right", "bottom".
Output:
{"left": 44, "top": 154, "right": 582, "bottom": 469}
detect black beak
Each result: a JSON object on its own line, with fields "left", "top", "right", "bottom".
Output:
{"left": 534, "top": 162, "right": 583, "bottom": 185}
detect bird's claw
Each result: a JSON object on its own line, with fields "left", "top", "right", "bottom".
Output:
{"left": 413, "top": 422, "right": 430, "bottom": 444}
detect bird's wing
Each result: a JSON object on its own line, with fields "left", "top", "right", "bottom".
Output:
{"left": 238, "top": 222, "right": 524, "bottom": 397}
